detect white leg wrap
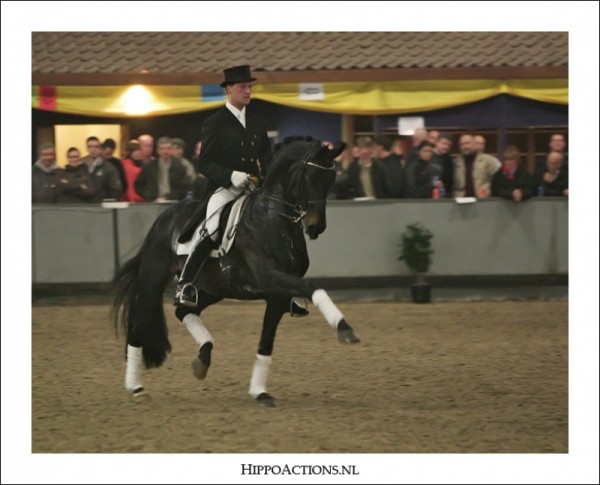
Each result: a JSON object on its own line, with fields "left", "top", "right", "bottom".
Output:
{"left": 312, "top": 289, "right": 344, "bottom": 329}
{"left": 182, "top": 314, "right": 213, "bottom": 347}
{"left": 125, "top": 344, "right": 144, "bottom": 391}
{"left": 249, "top": 354, "right": 272, "bottom": 398}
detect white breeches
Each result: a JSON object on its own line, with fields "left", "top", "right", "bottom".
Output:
{"left": 205, "top": 186, "right": 244, "bottom": 241}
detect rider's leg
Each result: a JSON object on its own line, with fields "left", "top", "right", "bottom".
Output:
{"left": 174, "top": 187, "right": 240, "bottom": 307}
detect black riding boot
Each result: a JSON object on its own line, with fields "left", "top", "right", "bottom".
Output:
{"left": 174, "top": 235, "right": 217, "bottom": 308}
{"left": 290, "top": 298, "right": 310, "bottom": 317}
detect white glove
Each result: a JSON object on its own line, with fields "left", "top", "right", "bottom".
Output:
{"left": 230, "top": 171, "right": 250, "bottom": 188}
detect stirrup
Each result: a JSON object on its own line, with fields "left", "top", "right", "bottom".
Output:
{"left": 175, "top": 282, "right": 199, "bottom": 308}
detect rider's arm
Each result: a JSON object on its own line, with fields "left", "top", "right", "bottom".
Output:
{"left": 197, "top": 117, "right": 235, "bottom": 188}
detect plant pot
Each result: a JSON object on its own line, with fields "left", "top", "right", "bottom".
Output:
{"left": 410, "top": 283, "right": 431, "bottom": 303}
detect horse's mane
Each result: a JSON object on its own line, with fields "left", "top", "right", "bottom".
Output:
{"left": 265, "top": 136, "right": 321, "bottom": 179}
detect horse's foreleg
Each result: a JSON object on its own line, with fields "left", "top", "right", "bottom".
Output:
{"left": 258, "top": 271, "right": 360, "bottom": 344}
{"left": 175, "top": 292, "right": 222, "bottom": 381}
{"left": 312, "top": 289, "right": 360, "bottom": 343}
{"left": 249, "top": 298, "right": 287, "bottom": 407}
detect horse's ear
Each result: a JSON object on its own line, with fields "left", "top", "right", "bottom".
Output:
{"left": 329, "top": 142, "right": 346, "bottom": 160}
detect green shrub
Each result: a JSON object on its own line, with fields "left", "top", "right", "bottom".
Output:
{"left": 398, "top": 222, "right": 434, "bottom": 276}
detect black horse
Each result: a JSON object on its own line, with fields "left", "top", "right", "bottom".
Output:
{"left": 112, "top": 137, "right": 360, "bottom": 407}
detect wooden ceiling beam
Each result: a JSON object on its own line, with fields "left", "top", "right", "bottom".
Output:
{"left": 32, "top": 66, "right": 567, "bottom": 86}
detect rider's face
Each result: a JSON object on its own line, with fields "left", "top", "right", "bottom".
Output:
{"left": 226, "top": 83, "right": 252, "bottom": 110}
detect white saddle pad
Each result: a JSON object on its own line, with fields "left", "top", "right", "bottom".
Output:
{"left": 175, "top": 194, "right": 249, "bottom": 257}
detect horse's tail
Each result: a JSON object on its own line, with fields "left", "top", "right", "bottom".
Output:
{"left": 112, "top": 225, "right": 173, "bottom": 369}
{"left": 111, "top": 250, "right": 142, "bottom": 337}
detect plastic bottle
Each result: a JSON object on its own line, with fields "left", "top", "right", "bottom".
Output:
{"left": 431, "top": 176, "right": 440, "bottom": 199}
{"left": 537, "top": 185, "right": 544, "bottom": 197}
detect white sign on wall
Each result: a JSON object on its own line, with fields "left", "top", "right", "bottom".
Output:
{"left": 299, "top": 83, "right": 325, "bottom": 100}
{"left": 398, "top": 116, "right": 425, "bottom": 135}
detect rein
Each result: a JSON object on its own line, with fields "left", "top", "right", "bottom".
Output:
{"left": 262, "top": 195, "right": 307, "bottom": 223}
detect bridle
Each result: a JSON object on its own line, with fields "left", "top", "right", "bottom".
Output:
{"left": 263, "top": 145, "right": 335, "bottom": 224}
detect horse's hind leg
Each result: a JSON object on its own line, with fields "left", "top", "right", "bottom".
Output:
{"left": 175, "top": 291, "right": 222, "bottom": 381}
{"left": 124, "top": 246, "right": 175, "bottom": 395}
{"left": 125, "top": 343, "right": 145, "bottom": 395}
{"left": 249, "top": 298, "right": 287, "bottom": 408}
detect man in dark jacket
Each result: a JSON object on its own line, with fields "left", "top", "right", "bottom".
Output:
{"left": 135, "top": 137, "right": 190, "bottom": 202}
{"left": 334, "top": 136, "right": 389, "bottom": 200}
{"left": 491, "top": 145, "right": 535, "bottom": 202}
{"left": 81, "top": 136, "right": 123, "bottom": 202}
{"left": 175, "top": 65, "right": 271, "bottom": 307}
{"left": 32, "top": 143, "right": 62, "bottom": 203}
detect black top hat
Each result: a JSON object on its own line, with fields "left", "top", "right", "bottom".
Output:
{"left": 220, "top": 65, "right": 257, "bottom": 87}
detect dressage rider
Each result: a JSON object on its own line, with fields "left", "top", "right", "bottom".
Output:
{"left": 174, "top": 65, "right": 269, "bottom": 307}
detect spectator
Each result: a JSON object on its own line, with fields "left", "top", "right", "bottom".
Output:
{"left": 535, "top": 133, "right": 568, "bottom": 180}
{"left": 426, "top": 129, "right": 440, "bottom": 146}
{"left": 135, "top": 136, "right": 190, "bottom": 202}
{"left": 474, "top": 134, "right": 501, "bottom": 165}
{"left": 138, "top": 134, "right": 156, "bottom": 163}
{"left": 55, "top": 147, "right": 94, "bottom": 203}
{"left": 102, "top": 138, "right": 127, "bottom": 192}
{"left": 120, "top": 140, "right": 145, "bottom": 202}
{"left": 376, "top": 135, "right": 405, "bottom": 198}
{"left": 453, "top": 134, "right": 501, "bottom": 198}
{"left": 391, "top": 136, "right": 408, "bottom": 165}
{"left": 537, "top": 151, "right": 568, "bottom": 197}
{"left": 406, "top": 142, "right": 441, "bottom": 198}
{"left": 188, "top": 139, "right": 209, "bottom": 200}
{"left": 81, "top": 136, "right": 123, "bottom": 202}
{"left": 404, "top": 127, "right": 428, "bottom": 167}
{"left": 473, "top": 134, "right": 487, "bottom": 155}
{"left": 334, "top": 136, "right": 388, "bottom": 200}
{"left": 171, "top": 137, "right": 197, "bottom": 184}
{"left": 491, "top": 145, "right": 535, "bottom": 202}
{"left": 32, "top": 143, "right": 61, "bottom": 203}
{"left": 430, "top": 133, "right": 454, "bottom": 198}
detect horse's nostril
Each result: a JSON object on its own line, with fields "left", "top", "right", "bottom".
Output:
{"left": 306, "top": 224, "right": 325, "bottom": 240}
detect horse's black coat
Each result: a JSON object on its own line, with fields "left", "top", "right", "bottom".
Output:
{"left": 113, "top": 137, "right": 356, "bottom": 375}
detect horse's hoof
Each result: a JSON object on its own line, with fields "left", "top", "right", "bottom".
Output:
{"left": 192, "top": 358, "right": 209, "bottom": 380}
{"left": 256, "top": 392, "right": 277, "bottom": 408}
{"left": 131, "top": 387, "right": 146, "bottom": 397}
{"left": 337, "top": 319, "right": 360, "bottom": 344}
{"left": 191, "top": 358, "right": 208, "bottom": 380}
{"left": 337, "top": 329, "right": 360, "bottom": 344}
{"left": 192, "top": 342, "right": 213, "bottom": 380}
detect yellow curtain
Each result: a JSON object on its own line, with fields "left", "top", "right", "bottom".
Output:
{"left": 32, "top": 79, "right": 567, "bottom": 117}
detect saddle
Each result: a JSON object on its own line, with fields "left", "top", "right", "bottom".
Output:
{"left": 175, "top": 194, "right": 250, "bottom": 257}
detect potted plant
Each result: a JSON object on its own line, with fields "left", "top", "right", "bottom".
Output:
{"left": 398, "top": 222, "right": 434, "bottom": 303}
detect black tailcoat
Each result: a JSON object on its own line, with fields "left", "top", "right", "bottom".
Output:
{"left": 197, "top": 107, "right": 271, "bottom": 190}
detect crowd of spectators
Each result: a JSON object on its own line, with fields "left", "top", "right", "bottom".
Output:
{"left": 328, "top": 131, "right": 568, "bottom": 202}
{"left": 32, "top": 134, "right": 208, "bottom": 204}
{"left": 32, "top": 131, "right": 568, "bottom": 204}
